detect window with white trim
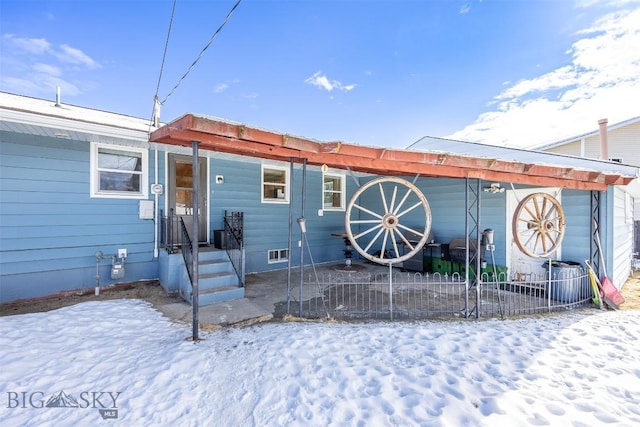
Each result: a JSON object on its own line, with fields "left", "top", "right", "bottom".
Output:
{"left": 268, "top": 248, "right": 289, "bottom": 264}
{"left": 262, "top": 165, "right": 289, "bottom": 203}
{"left": 323, "top": 172, "right": 345, "bottom": 210}
{"left": 90, "top": 142, "right": 148, "bottom": 198}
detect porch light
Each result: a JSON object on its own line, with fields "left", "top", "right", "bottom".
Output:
{"left": 483, "top": 183, "right": 505, "bottom": 193}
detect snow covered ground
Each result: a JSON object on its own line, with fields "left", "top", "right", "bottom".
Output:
{"left": 1, "top": 299, "right": 639, "bottom": 426}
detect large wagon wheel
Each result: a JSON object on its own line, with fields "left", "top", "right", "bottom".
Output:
{"left": 345, "top": 177, "right": 432, "bottom": 265}
{"left": 512, "top": 192, "right": 566, "bottom": 258}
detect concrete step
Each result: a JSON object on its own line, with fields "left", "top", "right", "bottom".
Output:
{"left": 199, "top": 259, "right": 234, "bottom": 275}
{"left": 198, "top": 286, "right": 245, "bottom": 306}
{"left": 197, "top": 248, "right": 227, "bottom": 262}
{"left": 183, "top": 246, "right": 244, "bottom": 307}
{"left": 199, "top": 272, "right": 239, "bottom": 290}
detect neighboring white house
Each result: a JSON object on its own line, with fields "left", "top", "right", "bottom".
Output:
{"left": 535, "top": 117, "right": 640, "bottom": 289}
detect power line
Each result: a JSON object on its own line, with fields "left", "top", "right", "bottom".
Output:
{"left": 150, "top": 0, "right": 178, "bottom": 129}
{"left": 154, "top": 0, "right": 178, "bottom": 103}
{"left": 160, "top": 0, "right": 243, "bottom": 106}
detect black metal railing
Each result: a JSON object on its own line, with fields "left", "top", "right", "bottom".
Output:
{"left": 179, "top": 216, "right": 194, "bottom": 283}
{"left": 224, "top": 210, "right": 244, "bottom": 287}
{"left": 160, "top": 209, "right": 183, "bottom": 253}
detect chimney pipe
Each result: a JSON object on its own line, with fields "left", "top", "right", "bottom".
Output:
{"left": 598, "top": 118, "right": 608, "bottom": 160}
{"left": 55, "top": 86, "right": 62, "bottom": 107}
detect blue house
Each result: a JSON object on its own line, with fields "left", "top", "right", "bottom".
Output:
{"left": 1, "top": 92, "right": 638, "bottom": 305}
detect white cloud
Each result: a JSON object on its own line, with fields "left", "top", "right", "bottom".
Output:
{"left": 305, "top": 71, "right": 356, "bottom": 92}
{"left": 56, "top": 44, "right": 100, "bottom": 69}
{"left": 446, "top": 6, "right": 640, "bottom": 147}
{"left": 3, "top": 34, "right": 51, "bottom": 54}
{"left": 214, "top": 83, "right": 229, "bottom": 93}
{"left": 0, "top": 74, "right": 80, "bottom": 97}
{"left": 0, "top": 34, "right": 100, "bottom": 97}
{"left": 2, "top": 35, "right": 100, "bottom": 69}
{"left": 33, "top": 63, "right": 61, "bottom": 76}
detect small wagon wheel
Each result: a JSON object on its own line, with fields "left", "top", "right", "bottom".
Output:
{"left": 512, "top": 192, "right": 566, "bottom": 258}
{"left": 345, "top": 177, "right": 432, "bottom": 265}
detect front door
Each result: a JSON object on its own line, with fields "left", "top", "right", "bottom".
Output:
{"left": 168, "top": 154, "right": 208, "bottom": 244}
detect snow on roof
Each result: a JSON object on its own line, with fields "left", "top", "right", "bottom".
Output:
{"left": 407, "top": 135, "right": 638, "bottom": 178}
{"left": 0, "top": 91, "right": 153, "bottom": 131}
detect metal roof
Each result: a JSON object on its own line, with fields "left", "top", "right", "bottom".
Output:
{"left": 407, "top": 135, "right": 637, "bottom": 178}
{"left": 0, "top": 92, "right": 153, "bottom": 144}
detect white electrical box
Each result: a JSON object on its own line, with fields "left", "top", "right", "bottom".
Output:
{"left": 139, "top": 200, "right": 154, "bottom": 220}
{"left": 151, "top": 183, "right": 164, "bottom": 195}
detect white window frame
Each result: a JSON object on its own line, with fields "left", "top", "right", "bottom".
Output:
{"left": 90, "top": 142, "right": 148, "bottom": 199}
{"left": 261, "top": 164, "right": 289, "bottom": 204}
{"left": 268, "top": 248, "right": 289, "bottom": 264}
{"left": 322, "top": 172, "right": 346, "bottom": 211}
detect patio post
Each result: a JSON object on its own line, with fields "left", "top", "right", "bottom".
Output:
{"left": 286, "top": 158, "right": 294, "bottom": 314}
{"left": 192, "top": 140, "right": 199, "bottom": 341}
{"left": 299, "top": 158, "right": 307, "bottom": 317}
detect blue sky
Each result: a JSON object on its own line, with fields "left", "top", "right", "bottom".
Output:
{"left": 1, "top": 0, "right": 638, "bottom": 149}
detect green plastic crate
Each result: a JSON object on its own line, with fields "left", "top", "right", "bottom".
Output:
{"left": 432, "top": 259, "right": 452, "bottom": 275}
{"left": 481, "top": 265, "right": 508, "bottom": 282}
{"left": 451, "top": 262, "right": 461, "bottom": 274}
{"left": 458, "top": 263, "right": 477, "bottom": 280}
{"left": 423, "top": 256, "right": 434, "bottom": 273}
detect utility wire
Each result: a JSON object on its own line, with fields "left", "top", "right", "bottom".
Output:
{"left": 154, "top": 0, "right": 178, "bottom": 103}
{"left": 160, "top": 0, "right": 243, "bottom": 105}
{"left": 149, "top": 0, "right": 178, "bottom": 132}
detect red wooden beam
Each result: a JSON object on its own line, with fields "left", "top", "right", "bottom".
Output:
{"left": 150, "top": 126, "right": 618, "bottom": 191}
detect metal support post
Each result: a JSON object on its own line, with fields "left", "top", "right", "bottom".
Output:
{"left": 465, "top": 178, "right": 481, "bottom": 318}
{"left": 590, "top": 190, "right": 602, "bottom": 278}
{"left": 286, "top": 158, "right": 294, "bottom": 314}
{"left": 192, "top": 140, "right": 199, "bottom": 342}
{"left": 299, "top": 159, "right": 307, "bottom": 317}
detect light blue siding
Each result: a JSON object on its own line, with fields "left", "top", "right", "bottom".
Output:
{"left": 208, "top": 157, "right": 352, "bottom": 273}
{"left": 610, "top": 186, "right": 633, "bottom": 288}
{"left": 0, "top": 131, "right": 158, "bottom": 302}
{"left": 557, "top": 190, "right": 592, "bottom": 265}
{"left": 420, "top": 178, "right": 467, "bottom": 243}
{"left": 478, "top": 189, "right": 508, "bottom": 267}
{"left": 1, "top": 125, "right": 618, "bottom": 303}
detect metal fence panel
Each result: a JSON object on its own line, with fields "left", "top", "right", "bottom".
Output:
{"left": 293, "top": 267, "right": 592, "bottom": 320}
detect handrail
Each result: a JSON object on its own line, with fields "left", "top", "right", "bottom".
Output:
{"left": 224, "top": 211, "right": 244, "bottom": 287}
{"left": 179, "top": 217, "right": 194, "bottom": 283}
{"left": 160, "top": 209, "right": 180, "bottom": 253}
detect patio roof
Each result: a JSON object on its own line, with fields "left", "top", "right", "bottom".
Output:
{"left": 150, "top": 114, "right": 639, "bottom": 192}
